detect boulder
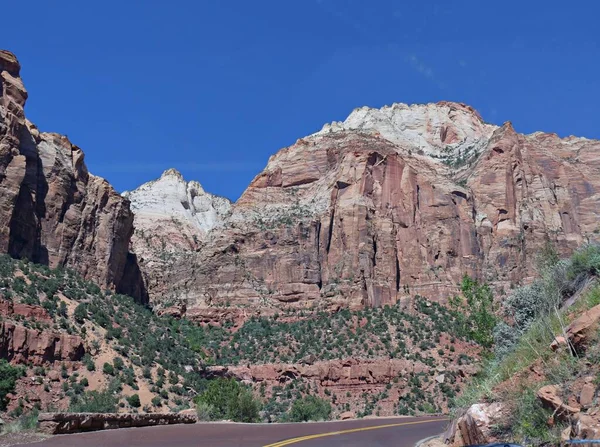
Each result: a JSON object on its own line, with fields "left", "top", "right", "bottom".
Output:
{"left": 580, "top": 382, "right": 596, "bottom": 408}
{"left": 567, "top": 304, "right": 600, "bottom": 351}
{"left": 47, "top": 370, "right": 60, "bottom": 381}
{"left": 444, "top": 402, "right": 505, "bottom": 446}
{"left": 339, "top": 411, "right": 355, "bottom": 420}
{"left": 537, "top": 384, "right": 580, "bottom": 419}
{"left": 573, "top": 413, "right": 600, "bottom": 439}
{"left": 550, "top": 336, "right": 567, "bottom": 351}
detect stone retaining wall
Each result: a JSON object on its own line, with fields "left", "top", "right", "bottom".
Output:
{"left": 38, "top": 412, "right": 197, "bottom": 435}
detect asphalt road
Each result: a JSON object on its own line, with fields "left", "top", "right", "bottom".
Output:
{"left": 23, "top": 416, "right": 448, "bottom": 447}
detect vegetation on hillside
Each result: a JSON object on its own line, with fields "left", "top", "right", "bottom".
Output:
{"left": 0, "top": 253, "right": 481, "bottom": 423}
{"left": 0, "top": 361, "right": 24, "bottom": 411}
{"left": 452, "top": 243, "right": 600, "bottom": 444}
{"left": 218, "top": 299, "right": 474, "bottom": 365}
{"left": 0, "top": 254, "right": 223, "bottom": 414}
{"left": 193, "top": 378, "right": 260, "bottom": 423}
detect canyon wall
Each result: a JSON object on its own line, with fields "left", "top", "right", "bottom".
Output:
{"left": 0, "top": 50, "right": 146, "bottom": 302}
{"left": 127, "top": 103, "right": 600, "bottom": 318}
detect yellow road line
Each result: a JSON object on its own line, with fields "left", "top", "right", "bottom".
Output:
{"left": 263, "top": 418, "right": 449, "bottom": 447}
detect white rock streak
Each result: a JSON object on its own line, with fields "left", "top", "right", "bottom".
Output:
{"left": 123, "top": 168, "right": 231, "bottom": 236}
{"left": 315, "top": 102, "right": 498, "bottom": 162}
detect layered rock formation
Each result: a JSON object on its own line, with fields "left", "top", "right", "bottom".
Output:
{"left": 38, "top": 412, "right": 197, "bottom": 435}
{"left": 0, "top": 321, "right": 85, "bottom": 365}
{"left": 127, "top": 102, "right": 600, "bottom": 316}
{"left": 122, "top": 169, "right": 231, "bottom": 302}
{"left": 0, "top": 50, "right": 146, "bottom": 301}
{"left": 0, "top": 299, "right": 85, "bottom": 365}
{"left": 209, "top": 356, "right": 477, "bottom": 416}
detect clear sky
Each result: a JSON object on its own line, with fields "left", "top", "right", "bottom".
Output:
{"left": 4, "top": 1, "right": 599, "bottom": 200}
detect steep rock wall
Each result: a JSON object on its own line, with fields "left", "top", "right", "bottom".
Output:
{"left": 0, "top": 50, "right": 146, "bottom": 301}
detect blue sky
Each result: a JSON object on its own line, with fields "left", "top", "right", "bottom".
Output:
{"left": 4, "top": 1, "right": 599, "bottom": 200}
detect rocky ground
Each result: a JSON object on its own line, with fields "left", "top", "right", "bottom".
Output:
{"left": 442, "top": 245, "right": 600, "bottom": 445}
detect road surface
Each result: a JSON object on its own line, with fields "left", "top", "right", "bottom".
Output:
{"left": 23, "top": 416, "right": 448, "bottom": 447}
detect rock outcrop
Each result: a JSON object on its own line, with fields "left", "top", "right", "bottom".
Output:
{"left": 0, "top": 321, "right": 84, "bottom": 365}
{"left": 0, "top": 50, "right": 146, "bottom": 301}
{"left": 127, "top": 102, "right": 600, "bottom": 314}
{"left": 207, "top": 357, "right": 477, "bottom": 416}
{"left": 444, "top": 402, "right": 506, "bottom": 446}
{"left": 566, "top": 303, "right": 600, "bottom": 351}
{"left": 122, "top": 169, "right": 231, "bottom": 303}
{"left": 208, "top": 358, "right": 475, "bottom": 386}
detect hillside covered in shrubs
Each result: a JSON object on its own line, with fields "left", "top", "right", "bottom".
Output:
{"left": 0, "top": 253, "right": 487, "bottom": 427}
{"left": 447, "top": 243, "right": 600, "bottom": 446}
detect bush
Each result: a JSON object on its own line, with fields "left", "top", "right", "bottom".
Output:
{"left": 127, "top": 394, "right": 141, "bottom": 408}
{"left": 450, "top": 276, "right": 497, "bottom": 348}
{"left": 69, "top": 389, "right": 118, "bottom": 413}
{"left": 568, "top": 243, "right": 600, "bottom": 281}
{"left": 193, "top": 378, "right": 260, "bottom": 422}
{"left": 113, "top": 357, "right": 124, "bottom": 371}
{"left": 505, "top": 281, "right": 548, "bottom": 330}
{"left": 2, "top": 409, "right": 39, "bottom": 433}
{"left": 0, "top": 360, "right": 24, "bottom": 411}
{"left": 74, "top": 303, "right": 87, "bottom": 324}
{"left": 195, "top": 401, "right": 214, "bottom": 421}
{"left": 287, "top": 395, "right": 332, "bottom": 422}
{"left": 493, "top": 322, "right": 520, "bottom": 359}
{"left": 103, "top": 363, "right": 115, "bottom": 375}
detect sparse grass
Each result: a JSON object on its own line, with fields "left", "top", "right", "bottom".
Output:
{"left": 452, "top": 244, "right": 600, "bottom": 443}
{"left": 2, "top": 409, "right": 39, "bottom": 434}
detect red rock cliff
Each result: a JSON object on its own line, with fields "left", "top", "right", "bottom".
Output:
{"left": 0, "top": 50, "right": 146, "bottom": 302}
{"left": 127, "top": 103, "right": 600, "bottom": 315}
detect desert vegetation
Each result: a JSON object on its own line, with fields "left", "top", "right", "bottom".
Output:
{"left": 0, "top": 253, "right": 484, "bottom": 425}
{"left": 452, "top": 243, "right": 600, "bottom": 444}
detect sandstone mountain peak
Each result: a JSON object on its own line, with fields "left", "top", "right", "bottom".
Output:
{"left": 124, "top": 169, "right": 231, "bottom": 234}
{"left": 129, "top": 95, "right": 600, "bottom": 316}
{"left": 314, "top": 101, "right": 498, "bottom": 167}
{"left": 160, "top": 167, "right": 186, "bottom": 181}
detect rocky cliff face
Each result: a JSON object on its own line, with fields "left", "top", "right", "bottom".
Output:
{"left": 0, "top": 50, "right": 146, "bottom": 301}
{"left": 127, "top": 101, "right": 600, "bottom": 317}
{"left": 122, "top": 169, "right": 231, "bottom": 302}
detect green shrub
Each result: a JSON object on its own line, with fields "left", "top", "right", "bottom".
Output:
{"left": 568, "top": 243, "right": 600, "bottom": 281}
{"left": 69, "top": 389, "right": 118, "bottom": 413}
{"left": 505, "top": 281, "right": 548, "bottom": 330}
{"left": 492, "top": 322, "right": 520, "bottom": 359}
{"left": 113, "top": 357, "right": 124, "bottom": 371}
{"left": 195, "top": 401, "right": 214, "bottom": 421}
{"left": 287, "top": 395, "right": 332, "bottom": 422}
{"left": 0, "top": 360, "right": 24, "bottom": 411}
{"left": 74, "top": 303, "right": 87, "bottom": 324}
{"left": 193, "top": 378, "right": 260, "bottom": 422}
{"left": 127, "top": 394, "right": 141, "bottom": 408}
{"left": 103, "top": 363, "right": 115, "bottom": 375}
{"left": 450, "top": 276, "right": 497, "bottom": 348}
{"left": 2, "top": 409, "right": 39, "bottom": 433}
